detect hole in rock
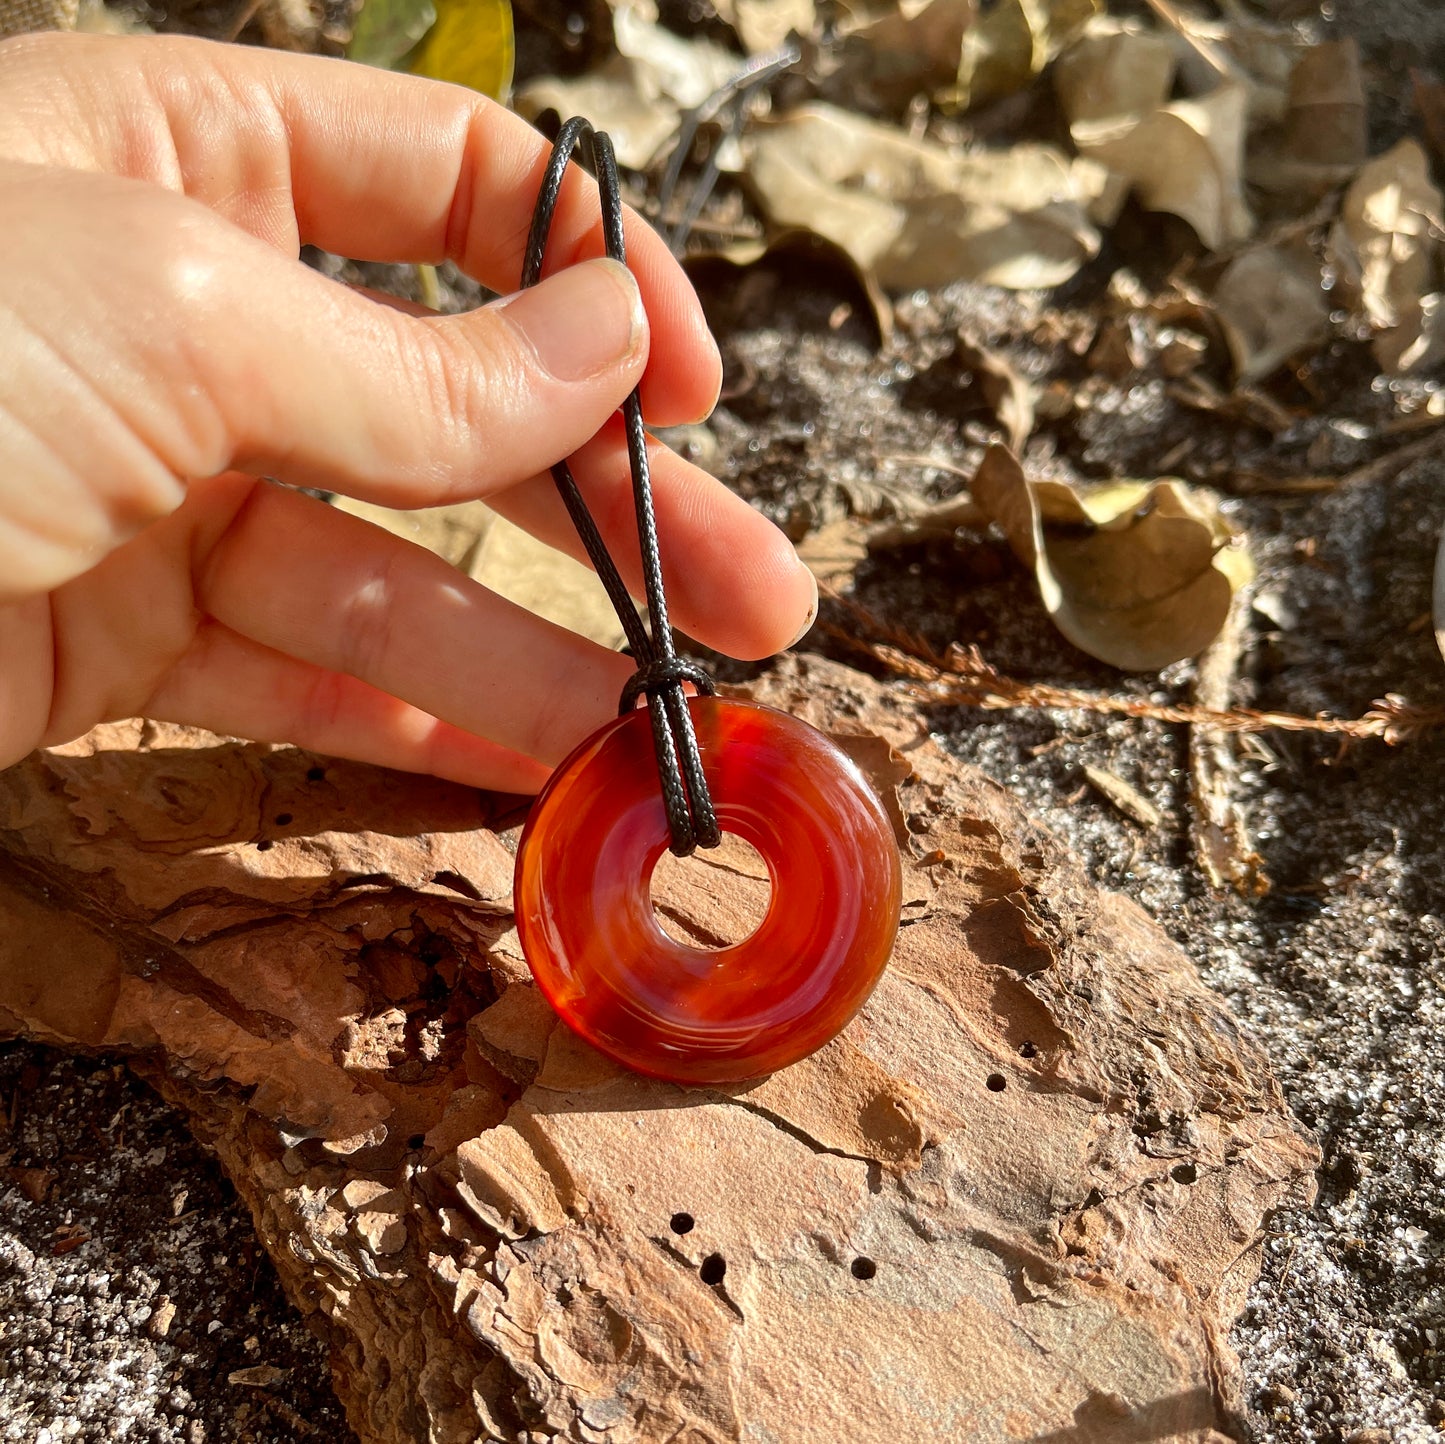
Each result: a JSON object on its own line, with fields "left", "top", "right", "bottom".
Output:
{"left": 273, "top": 812, "right": 293, "bottom": 827}
{"left": 1019, "top": 1040, "right": 1038, "bottom": 1059}
{"left": 408, "top": 1134, "right": 426, "bottom": 1150}
{"left": 985, "top": 1073, "right": 1007, "bottom": 1092}
{"left": 850, "top": 1257, "right": 877, "bottom": 1280}
{"left": 670, "top": 1212, "right": 695, "bottom": 1235}
{"left": 255, "top": 839, "right": 274, "bottom": 852}
{"left": 699, "top": 1253, "right": 727, "bottom": 1285}
{"left": 306, "top": 766, "right": 326, "bottom": 782}
{"left": 650, "top": 834, "right": 772, "bottom": 951}
{"left": 1171, "top": 1163, "right": 1198, "bottom": 1185}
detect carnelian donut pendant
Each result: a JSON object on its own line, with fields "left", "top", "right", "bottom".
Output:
{"left": 513, "top": 697, "right": 902, "bottom": 1084}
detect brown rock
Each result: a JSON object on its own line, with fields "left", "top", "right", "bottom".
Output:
{"left": 0, "top": 657, "right": 1318, "bottom": 1443}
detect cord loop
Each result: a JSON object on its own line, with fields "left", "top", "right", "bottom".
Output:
{"left": 522, "top": 117, "right": 721, "bottom": 857}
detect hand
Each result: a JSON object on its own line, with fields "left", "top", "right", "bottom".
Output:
{"left": 0, "top": 32, "right": 816, "bottom": 790}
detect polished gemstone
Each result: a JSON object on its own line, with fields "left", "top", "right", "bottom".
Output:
{"left": 513, "top": 697, "right": 902, "bottom": 1084}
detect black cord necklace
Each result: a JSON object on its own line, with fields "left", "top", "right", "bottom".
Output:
{"left": 520, "top": 117, "right": 720, "bottom": 858}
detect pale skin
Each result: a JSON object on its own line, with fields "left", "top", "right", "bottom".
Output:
{"left": 0, "top": 32, "right": 816, "bottom": 792}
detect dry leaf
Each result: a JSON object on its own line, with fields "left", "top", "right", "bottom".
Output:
{"left": 611, "top": 0, "right": 741, "bottom": 108}
{"left": 827, "top": 0, "right": 975, "bottom": 111}
{"left": 0, "top": 656, "right": 1317, "bottom": 1442}
{"left": 469, "top": 515, "right": 626, "bottom": 651}
{"left": 1074, "top": 79, "right": 1255, "bottom": 250}
{"left": 796, "top": 516, "right": 871, "bottom": 584}
{"left": 712, "top": 0, "right": 813, "bottom": 54}
{"left": 1329, "top": 139, "right": 1445, "bottom": 375}
{"left": 1413, "top": 67, "right": 1445, "bottom": 172}
{"left": 954, "top": 0, "right": 1099, "bottom": 111}
{"left": 517, "top": 61, "right": 680, "bottom": 169}
{"left": 327, "top": 498, "right": 623, "bottom": 650}
{"left": 1281, "top": 47, "right": 1365, "bottom": 156}
{"left": 327, "top": 496, "right": 493, "bottom": 571}
{"left": 744, "top": 104, "right": 1105, "bottom": 290}
{"left": 971, "top": 443, "right": 1253, "bottom": 671}
{"left": 1248, "top": 39, "right": 1366, "bottom": 197}
{"left": 1052, "top": 16, "right": 1176, "bottom": 135}
{"left": 955, "top": 331, "right": 1035, "bottom": 450}
{"left": 519, "top": 0, "right": 738, "bottom": 169}
{"left": 1211, "top": 241, "right": 1330, "bottom": 383}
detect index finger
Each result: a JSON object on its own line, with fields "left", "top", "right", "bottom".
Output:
{"left": 0, "top": 31, "right": 721, "bottom": 426}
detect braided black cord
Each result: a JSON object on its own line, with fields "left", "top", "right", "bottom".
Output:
{"left": 521, "top": 117, "right": 721, "bottom": 856}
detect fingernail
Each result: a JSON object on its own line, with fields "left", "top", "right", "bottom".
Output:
{"left": 497, "top": 257, "right": 646, "bottom": 383}
{"left": 787, "top": 570, "right": 820, "bottom": 649}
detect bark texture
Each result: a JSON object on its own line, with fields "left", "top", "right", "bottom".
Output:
{"left": 0, "top": 656, "right": 1318, "bottom": 1444}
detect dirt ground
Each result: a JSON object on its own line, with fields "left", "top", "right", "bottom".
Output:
{"left": 4, "top": 2, "right": 1445, "bottom": 1441}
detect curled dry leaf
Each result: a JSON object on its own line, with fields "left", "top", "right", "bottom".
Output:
{"left": 1211, "top": 240, "right": 1330, "bottom": 383}
{"left": 955, "top": 330, "right": 1035, "bottom": 451}
{"left": 711, "top": 0, "right": 814, "bottom": 55}
{"left": 1329, "top": 139, "right": 1445, "bottom": 375}
{"left": 1248, "top": 39, "right": 1366, "bottom": 198}
{"left": 744, "top": 104, "right": 1105, "bottom": 290}
{"left": 517, "top": 62, "right": 680, "bottom": 169}
{"left": 516, "top": 0, "right": 738, "bottom": 168}
{"left": 970, "top": 443, "right": 1253, "bottom": 671}
{"left": 828, "top": 0, "right": 976, "bottom": 112}
{"left": 954, "top": 0, "right": 1098, "bottom": 111}
{"left": 1055, "top": 20, "right": 1253, "bottom": 250}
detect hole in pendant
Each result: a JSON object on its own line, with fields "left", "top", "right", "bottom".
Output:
{"left": 670, "top": 1212, "right": 695, "bottom": 1235}
{"left": 699, "top": 1253, "right": 727, "bottom": 1285}
{"left": 650, "top": 834, "right": 772, "bottom": 951}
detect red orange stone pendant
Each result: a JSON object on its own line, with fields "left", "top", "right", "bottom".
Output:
{"left": 513, "top": 697, "right": 902, "bottom": 1084}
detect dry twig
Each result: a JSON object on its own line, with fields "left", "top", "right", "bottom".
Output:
{"left": 818, "top": 586, "right": 1445, "bottom": 746}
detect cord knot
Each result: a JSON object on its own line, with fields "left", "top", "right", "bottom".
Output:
{"left": 619, "top": 656, "right": 716, "bottom": 715}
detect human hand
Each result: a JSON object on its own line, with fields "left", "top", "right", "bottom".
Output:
{"left": 0, "top": 32, "right": 816, "bottom": 790}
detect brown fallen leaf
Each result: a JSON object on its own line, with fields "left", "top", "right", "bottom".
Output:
{"left": 0, "top": 655, "right": 1316, "bottom": 1443}
{"left": 711, "top": 0, "right": 813, "bottom": 55}
{"left": 970, "top": 443, "right": 1253, "bottom": 671}
{"left": 1329, "top": 138, "right": 1445, "bottom": 374}
{"left": 827, "top": 0, "right": 975, "bottom": 112}
{"left": 955, "top": 330, "right": 1035, "bottom": 451}
{"left": 1249, "top": 39, "right": 1367, "bottom": 197}
{"left": 743, "top": 104, "right": 1106, "bottom": 290}
{"left": 1211, "top": 240, "right": 1330, "bottom": 383}
{"left": 954, "top": 0, "right": 1098, "bottom": 111}
{"left": 1083, "top": 82, "right": 1254, "bottom": 250}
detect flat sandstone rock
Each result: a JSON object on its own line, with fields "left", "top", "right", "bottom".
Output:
{"left": 0, "top": 656, "right": 1318, "bottom": 1444}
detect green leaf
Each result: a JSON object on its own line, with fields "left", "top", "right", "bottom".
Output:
{"left": 407, "top": 0, "right": 514, "bottom": 102}
{"left": 347, "top": 0, "right": 437, "bottom": 71}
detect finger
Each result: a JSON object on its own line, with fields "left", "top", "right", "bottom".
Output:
{"left": 4, "top": 156, "right": 660, "bottom": 592}
{"left": 0, "top": 32, "right": 720, "bottom": 426}
{"left": 144, "top": 620, "right": 553, "bottom": 792}
{"left": 488, "top": 427, "right": 818, "bottom": 659}
{"left": 199, "top": 484, "right": 635, "bottom": 765}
